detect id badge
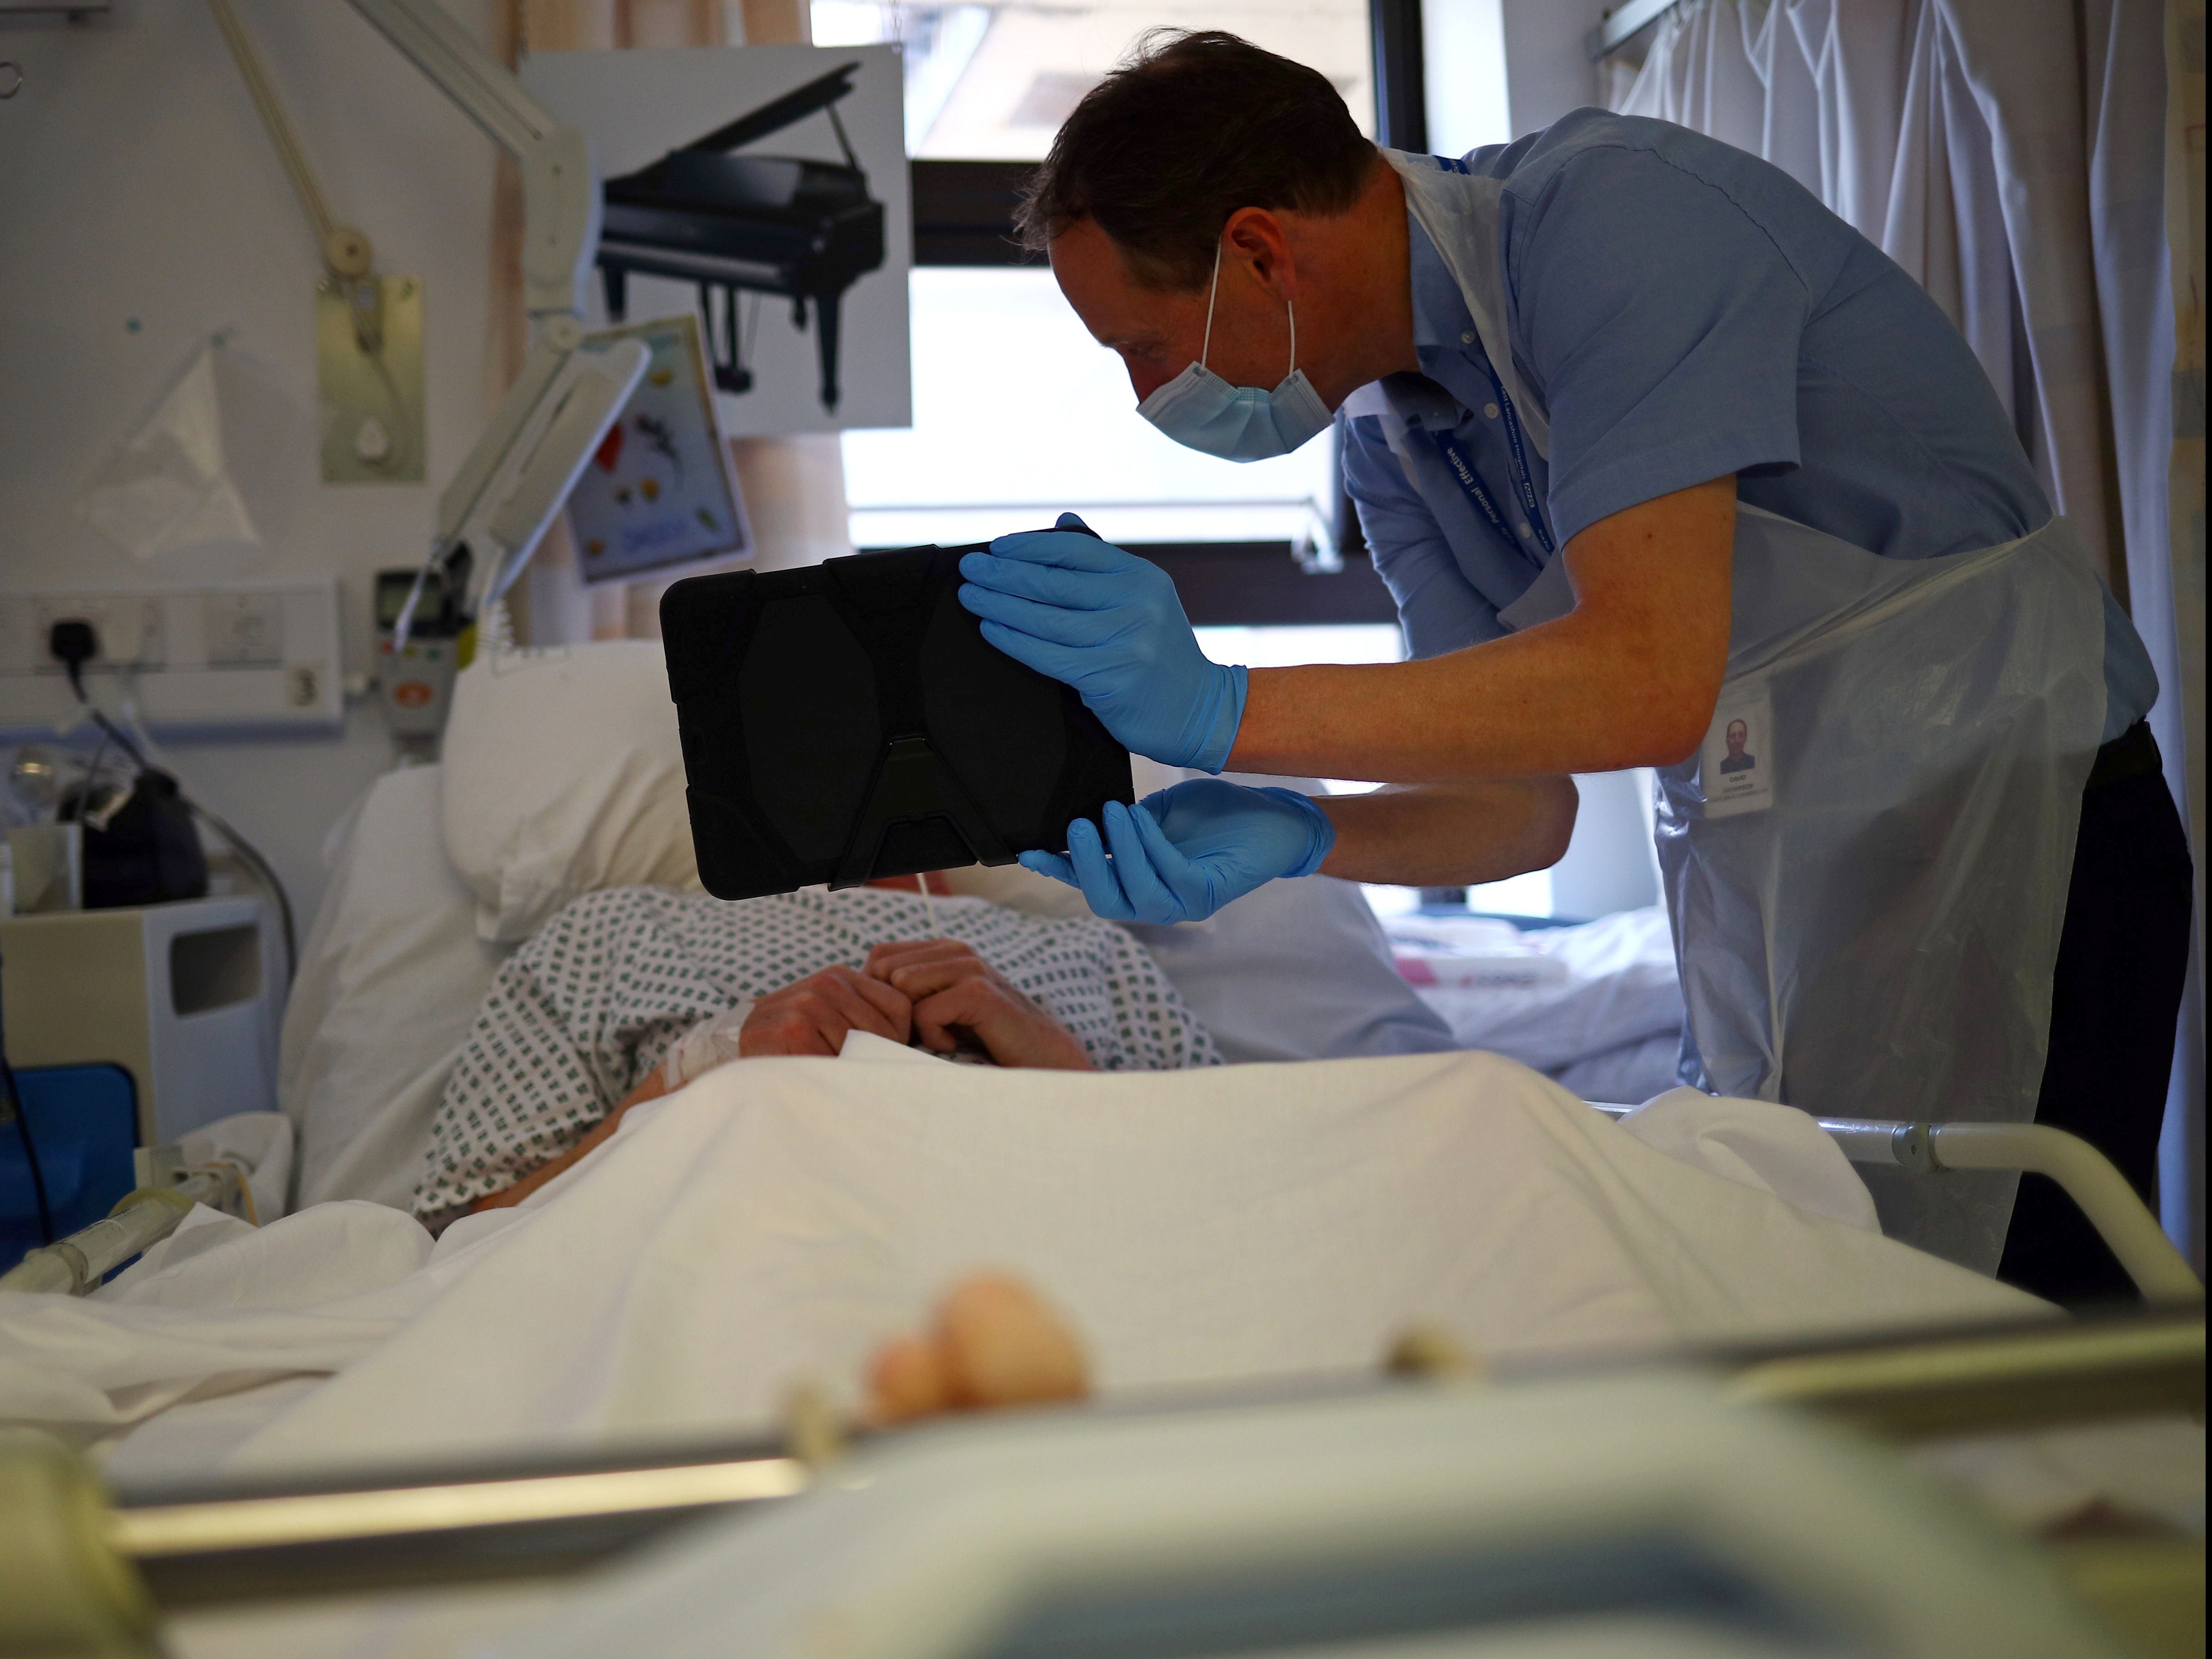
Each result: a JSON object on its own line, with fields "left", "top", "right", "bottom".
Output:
{"left": 1701, "top": 679, "right": 1774, "bottom": 818}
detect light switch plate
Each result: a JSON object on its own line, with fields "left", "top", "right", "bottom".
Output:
{"left": 318, "top": 275, "right": 426, "bottom": 485}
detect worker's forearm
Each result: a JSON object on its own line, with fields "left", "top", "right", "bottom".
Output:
{"left": 1226, "top": 478, "right": 1735, "bottom": 784}
{"left": 1229, "top": 615, "right": 1698, "bottom": 781}
{"left": 1315, "top": 777, "right": 1578, "bottom": 887}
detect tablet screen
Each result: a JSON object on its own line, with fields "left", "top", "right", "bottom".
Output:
{"left": 661, "top": 543, "right": 1133, "bottom": 899}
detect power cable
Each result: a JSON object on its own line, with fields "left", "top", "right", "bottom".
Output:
{"left": 183, "top": 798, "right": 297, "bottom": 984}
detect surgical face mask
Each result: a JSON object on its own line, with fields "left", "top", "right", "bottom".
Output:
{"left": 1138, "top": 243, "right": 1332, "bottom": 462}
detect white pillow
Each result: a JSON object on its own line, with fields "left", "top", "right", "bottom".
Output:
{"left": 440, "top": 642, "right": 702, "bottom": 943}
{"left": 281, "top": 765, "right": 510, "bottom": 1208}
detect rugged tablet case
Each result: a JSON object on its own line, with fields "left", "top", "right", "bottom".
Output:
{"left": 660, "top": 543, "right": 1134, "bottom": 900}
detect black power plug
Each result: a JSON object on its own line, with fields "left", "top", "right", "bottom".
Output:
{"left": 43, "top": 616, "right": 205, "bottom": 909}
{"left": 48, "top": 619, "right": 97, "bottom": 700}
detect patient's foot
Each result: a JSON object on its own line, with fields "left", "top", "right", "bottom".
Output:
{"left": 866, "top": 1274, "right": 1090, "bottom": 1424}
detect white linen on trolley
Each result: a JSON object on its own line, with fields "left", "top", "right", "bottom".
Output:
{"left": 2, "top": 1044, "right": 2037, "bottom": 1478}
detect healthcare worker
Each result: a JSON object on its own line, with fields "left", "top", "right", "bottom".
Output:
{"left": 958, "top": 31, "right": 2193, "bottom": 1296}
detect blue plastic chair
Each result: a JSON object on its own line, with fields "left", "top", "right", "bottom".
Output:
{"left": 1, "top": 1063, "right": 139, "bottom": 1276}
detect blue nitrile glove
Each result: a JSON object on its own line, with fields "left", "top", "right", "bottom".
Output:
{"left": 1019, "top": 778, "right": 1335, "bottom": 925}
{"left": 958, "top": 512, "right": 1248, "bottom": 773}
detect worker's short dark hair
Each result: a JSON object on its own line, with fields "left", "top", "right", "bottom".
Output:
{"left": 1016, "top": 29, "right": 1377, "bottom": 291}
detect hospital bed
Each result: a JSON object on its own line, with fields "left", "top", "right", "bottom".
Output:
{"left": 5, "top": 1019, "right": 2200, "bottom": 1654}
{"left": 3, "top": 641, "right": 2202, "bottom": 1655}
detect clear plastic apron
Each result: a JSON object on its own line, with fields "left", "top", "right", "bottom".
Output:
{"left": 1374, "top": 151, "right": 2109, "bottom": 1270}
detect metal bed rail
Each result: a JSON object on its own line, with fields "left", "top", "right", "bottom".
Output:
{"left": 1588, "top": 1103, "right": 2203, "bottom": 1305}
{"left": 0, "top": 1163, "right": 250, "bottom": 1297}
{"left": 0, "top": 1302, "right": 2188, "bottom": 1624}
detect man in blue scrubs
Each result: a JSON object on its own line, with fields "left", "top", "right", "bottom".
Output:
{"left": 957, "top": 32, "right": 2191, "bottom": 1297}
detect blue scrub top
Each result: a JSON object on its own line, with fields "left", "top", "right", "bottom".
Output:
{"left": 1340, "top": 110, "right": 2155, "bottom": 740}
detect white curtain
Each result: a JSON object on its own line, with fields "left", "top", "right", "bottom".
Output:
{"left": 1613, "top": 0, "right": 2204, "bottom": 1269}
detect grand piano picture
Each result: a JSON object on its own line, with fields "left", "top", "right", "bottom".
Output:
{"left": 596, "top": 62, "right": 885, "bottom": 414}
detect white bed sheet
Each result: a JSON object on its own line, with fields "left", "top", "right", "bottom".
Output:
{"left": 1, "top": 1044, "right": 2041, "bottom": 1484}
{"left": 1397, "top": 908, "right": 1686, "bottom": 1101}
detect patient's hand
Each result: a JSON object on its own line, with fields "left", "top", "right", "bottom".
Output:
{"left": 864, "top": 941, "right": 1094, "bottom": 1071}
{"left": 740, "top": 966, "right": 913, "bottom": 1058}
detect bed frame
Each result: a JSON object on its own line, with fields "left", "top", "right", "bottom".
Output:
{"left": 1584, "top": 1104, "right": 2203, "bottom": 1305}
{"left": 0, "top": 1113, "right": 2200, "bottom": 1652}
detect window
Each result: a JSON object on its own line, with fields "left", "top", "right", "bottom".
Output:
{"left": 827, "top": 4, "right": 1382, "bottom": 558}
{"left": 830, "top": 2, "right": 1425, "bottom": 600}
{"left": 811, "top": 3, "right": 1377, "bottom": 159}
{"left": 843, "top": 267, "right": 1342, "bottom": 552}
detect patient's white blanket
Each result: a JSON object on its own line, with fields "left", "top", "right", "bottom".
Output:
{"left": 0, "top": 1047, "right": 2037, "bottom": 1474}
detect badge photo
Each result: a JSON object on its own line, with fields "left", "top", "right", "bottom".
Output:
{"left": 1702, "top": 680, "right": 1774, "bottom": 818}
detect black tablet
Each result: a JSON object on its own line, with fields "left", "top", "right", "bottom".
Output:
{"left": 659, "top": 542, "right": 1133, "bottom": 900}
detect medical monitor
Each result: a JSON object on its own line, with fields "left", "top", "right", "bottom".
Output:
{"left": 660, "top": 543, "right": 1133, "bottom": 899}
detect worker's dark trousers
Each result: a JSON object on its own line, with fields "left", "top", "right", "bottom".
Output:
{"left": 1996, "top": 721, "right": 2195, "bottom": 1305}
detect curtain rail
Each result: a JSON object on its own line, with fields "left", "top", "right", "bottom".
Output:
{"left": 1591, "top": 0, "right": 1685, "bottom": 61}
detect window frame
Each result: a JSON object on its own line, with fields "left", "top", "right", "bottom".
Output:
{"left": 892, "top": 4, "right": 1428, "bottom": 625}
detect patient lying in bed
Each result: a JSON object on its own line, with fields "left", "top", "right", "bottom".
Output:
{"left": 413, "top": 876, "right": 1220, "bottom": 1223}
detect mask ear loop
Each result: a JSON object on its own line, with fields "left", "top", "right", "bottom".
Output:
{"left": 1199, "top": 238, "right": 1224, "bottom": 368}
{"left": 1201, "top": 236, "right": 1298, "bottom": 380}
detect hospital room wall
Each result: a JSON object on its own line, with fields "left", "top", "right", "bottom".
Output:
{"left": 1493, "top": 0, "right": 1611, "bottom": 139}
{"left": 1417, "top": 1, "right": 1612, "bottom": 151}
{"left": 0, "top": 0, "right": 512, "bottom": 927}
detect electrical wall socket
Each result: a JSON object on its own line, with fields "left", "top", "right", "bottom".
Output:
{"left": 0, "top": 577, "right": 342, "bottom": 737}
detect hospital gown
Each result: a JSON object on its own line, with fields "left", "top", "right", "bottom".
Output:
{"left": 413, "top": 884, "right": 1220, "bottom": 1217}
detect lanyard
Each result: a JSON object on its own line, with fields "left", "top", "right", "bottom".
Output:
{"left": 1488, "top": 372, "right": 1555, "bottom": 557}
{"left": 1420, "top": 429, "right": 1512, "bottom": 541}
{"left": 1414, "top": 372, "right": 1555, "bottom": 560}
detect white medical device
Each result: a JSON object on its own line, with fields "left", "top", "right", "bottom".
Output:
{"left": 373, "top": 566, "right": 459, "bottom": 740}
{"left": 0, "top": 894, "right": 282, "bottom": 1143}
{"left": 338, "top": 0, "right": 648, "bottom": 640}
{"left": 208, "top": 0, "right": 648, "bottom": 644}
